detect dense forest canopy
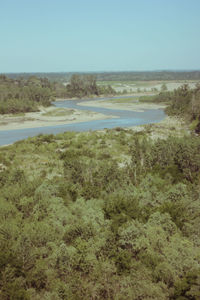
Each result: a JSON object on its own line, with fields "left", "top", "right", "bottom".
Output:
{"left": 3, "top": 71, "right": 200, "bottom": 83}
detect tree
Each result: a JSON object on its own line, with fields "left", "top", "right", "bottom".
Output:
{"left": 160, "top": 83, "right": 168, "bottom": 92}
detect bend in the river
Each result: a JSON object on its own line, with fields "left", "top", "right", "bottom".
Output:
{"left": 0, "top": 96, "right": 165, "bottom": 146}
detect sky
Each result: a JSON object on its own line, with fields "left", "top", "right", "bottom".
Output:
{"left": 0, "top": 0, "right": 200, "bottom": 72}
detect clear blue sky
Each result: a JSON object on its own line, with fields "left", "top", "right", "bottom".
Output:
{"left": 0, "top": 0, "right": 200, "bottom": 72}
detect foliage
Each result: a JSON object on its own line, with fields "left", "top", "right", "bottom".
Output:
{"left": 0, "top": 74, "right": 116, "bottom": 114}
{"left": 0, "top": 128, "right": 199, "bottom": 299}
{"left": 140, "top": 83, "right": 200, "bottom": 133}
{"left": 0, "top": 75, "right": 53, "bottom": 114}
{"left": 56, "top": 74, "right": 116, "bottom": 98}
{"left": 5, "top": 71, "right": 200, "bottom": 82}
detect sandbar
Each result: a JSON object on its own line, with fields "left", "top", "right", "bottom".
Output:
{"left": 0, "top": 106, "right": 117, "bottom": 131}
{"left": 78, "top": 99, "right": 166, "bottom": 112}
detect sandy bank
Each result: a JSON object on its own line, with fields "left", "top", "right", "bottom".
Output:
{"left": 78, "top": 99, "right": 166, "bottom": 112}
{"left": 0, "top": 106, "right": 117, "bottom": 131}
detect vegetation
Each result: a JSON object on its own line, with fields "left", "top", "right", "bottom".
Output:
{"left": 0, "top": 75, "right": 54, "bottom": 114}
{"left": 55, "top": 74, "right": 116, "bottom": 98}
{"left": 94, "top": 71, "right": 200, "bottom": 82}
{"left": 139, "top": 83, "right": 200, "bottom": 133}
{"left": 107, "top": 97, "right": 138, "bottom": 103}
{"left": 0, "top": 73, "right": 200, "bottom": 299}
{"left": 5, "top": 71, "right": 200, "bottom": 82}
{"left": 0, "top": 126, "right": 200, "bottom": 299}
{"left": 41, "top": 108, "right": 75, "bottom": 117}
{"left": 0, "top": 74, "right": 116, "bottom": 113}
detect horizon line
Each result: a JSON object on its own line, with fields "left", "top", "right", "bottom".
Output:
{"left": 2, "top": 69, "right": 200, "bottom": 74}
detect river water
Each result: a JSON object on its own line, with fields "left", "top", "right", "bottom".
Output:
{"left": 0, "top": 97, "right": 165, "bottom": 146}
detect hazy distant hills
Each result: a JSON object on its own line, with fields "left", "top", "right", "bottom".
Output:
{"left": 3, "top": 71, "right": 200, "bottom": 82}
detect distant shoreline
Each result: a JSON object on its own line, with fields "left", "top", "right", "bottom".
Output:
{"left": 54, "top": 92, "right": 155, "bottom": 102}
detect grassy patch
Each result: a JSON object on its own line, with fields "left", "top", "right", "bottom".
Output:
{"left": 8, "top": 112, "right": 25, "bottom": 117}
{"left": 106, "top": 97, "right": 139, "bottom": 104}
{"left": 139, "top": 95, "right": 159, "bottom": 103}
{"left": 42, "top": 108, "right": 75, "bottom": 117}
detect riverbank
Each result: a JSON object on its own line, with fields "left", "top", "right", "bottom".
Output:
{"left": 78, "top": 98, "right": 166, "bottom": 112}
{"left": 0, "top": 106, "right": 117, "bottom": 131}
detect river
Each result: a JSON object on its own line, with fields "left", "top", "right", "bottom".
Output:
{"left": 0, "top": 96, "right": 165, "bottom": 146}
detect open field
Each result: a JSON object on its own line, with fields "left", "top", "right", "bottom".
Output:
{"left": 97, "top": 80, "right": 199, "bottom": 94}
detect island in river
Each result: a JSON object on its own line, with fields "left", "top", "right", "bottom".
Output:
{"left": 0, "top": 98, "right": 165, "bottom": 131}
{"left": 0, "top": 105, "right": 117, "bottom": 131}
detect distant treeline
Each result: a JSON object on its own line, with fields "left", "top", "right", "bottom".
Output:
{"left": 55, "top": 74, "right": 116, "bottom": 98}
{"left": 0, "top": 74, "right": 116, "bottom": 114}
{"left": 4, "top": 70, "right": 200, "bottom": 82}
{"left": 96, "top": 71, "right": 200, "bottom": 81}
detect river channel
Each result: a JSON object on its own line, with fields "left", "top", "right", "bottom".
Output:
{"left": 0, "top": 96, "right": 165, "bottom": 146}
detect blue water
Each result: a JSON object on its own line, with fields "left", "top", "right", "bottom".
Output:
{"left": 0, "top": 97, "right": 165, "bottom": 146}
